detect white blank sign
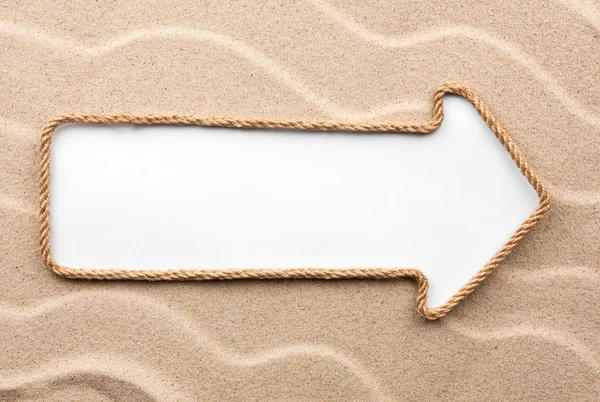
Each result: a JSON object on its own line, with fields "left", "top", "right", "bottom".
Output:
{"left": 49, "top": 96, "right": 539, "bottom": 307}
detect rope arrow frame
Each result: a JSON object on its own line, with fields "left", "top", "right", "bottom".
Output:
{"left": 38, "top": 82, "right": 550, "bottom": 320}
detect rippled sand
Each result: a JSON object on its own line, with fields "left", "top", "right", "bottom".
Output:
{"left": 1, "top": 0, "right": 599, "bottom": 400}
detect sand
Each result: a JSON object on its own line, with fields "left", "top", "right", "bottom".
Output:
{"left": 1, "top": 0, "right": 599, "bottom": 400}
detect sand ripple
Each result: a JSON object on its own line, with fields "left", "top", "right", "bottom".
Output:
{"left": 307, "top": 0, "right": 600, "bottom": 129}
{"left": 518, "top": 265, "right": 600, "bottom": 282}
{"left": 0, "top": 192, "right": 35, "bottom": 215}
{"left": 449, "top": 323, "right": 600, "bottom": 374}
{"left": 0, "top": 354, "right": 187, "bottom": 402}
{"left": 0, "top": 290, "right": 391, "bottom": 401}
{"left": 1, "top": 18, "right": 599, "bottom": 126}
{"left": 0, "top": 21, "right": 425, "bottom": 121}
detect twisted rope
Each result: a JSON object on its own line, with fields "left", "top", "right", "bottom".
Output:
{"left": 38, "top": 81, "right": 550, "bottom": 320}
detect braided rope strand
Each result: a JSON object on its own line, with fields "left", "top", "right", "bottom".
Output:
{"left": 38, "top": 82, "right": 550, "bottom": 320}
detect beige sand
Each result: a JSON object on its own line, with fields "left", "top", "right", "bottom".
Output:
{"left": 1, "top": 0, "right": 599, "bottom": 400}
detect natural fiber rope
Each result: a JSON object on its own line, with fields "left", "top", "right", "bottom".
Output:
{"left": 38, "top": 82, "right": 550, "bottom": 320}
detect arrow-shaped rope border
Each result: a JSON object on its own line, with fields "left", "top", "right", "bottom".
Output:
{"left": 38, "top": 82, "right": 550, "bottom": 320}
